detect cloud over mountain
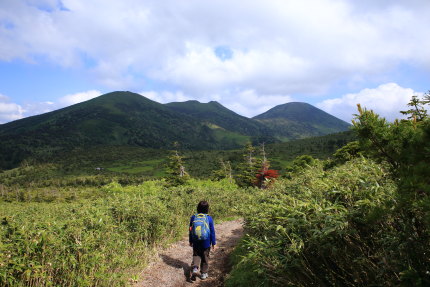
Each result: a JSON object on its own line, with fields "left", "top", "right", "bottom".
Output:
{"left": 0, "top": 94, "right": 24, "bottom": 122}
{"left": 0, "top": 90, "right": 102, "bottom": 124}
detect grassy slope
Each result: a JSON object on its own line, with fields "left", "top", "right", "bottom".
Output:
{"left": 1, "top": 154, "right": 407, "bottom": 286}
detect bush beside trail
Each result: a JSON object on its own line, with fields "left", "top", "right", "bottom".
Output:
{"left": 226, "top": 158, "right": 405, "bottom": 286}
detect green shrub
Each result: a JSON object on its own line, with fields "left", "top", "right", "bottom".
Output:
{"left": 227, "top": 158, "right": 401, "bottom": 286}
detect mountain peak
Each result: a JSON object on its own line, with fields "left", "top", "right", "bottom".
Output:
{"left": 254, "top": 102, "right": 347, "bottom": 122}
{"left": 253, "top": 101, "right": 350, "bottom": 139}
{"left": 94, "top": 91, "right": 157, "bottom": 103}
{"left": 184, "top": 100, "right": 201, "bottom": 103}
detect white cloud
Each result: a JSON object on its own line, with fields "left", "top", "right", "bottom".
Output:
{"left": 139, "top": 90, "right": 193, "bottom": 103}
{"left": 155, "top": 43, "right": 313, "bottom": 95}
{"left": 0, "top": 90, "right": 102, "bottom": 124}
{"left": 21, "top": 101, "right": 55, "bottom": 117}
{"left": 317, "top": 83, "right": 421, "bottom": 122}
{"left": 57, "top": 90, "right": 101, "bottom": 106}
{"left": 220, "top": 89, "right": 293, "bottom": 117}
{"left": 1, "top": 0, "right": 429, "bottom": 97}
{"left": 0, "top": 94, "right": 25, "bottom": 123}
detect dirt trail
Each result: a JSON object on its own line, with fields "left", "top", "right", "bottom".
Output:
{"left": 134, "top": 219, "right": 243, "bottom": 287}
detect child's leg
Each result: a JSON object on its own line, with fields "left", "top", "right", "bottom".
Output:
{"left": 200, "top": 248, "right": 211, "bottom": 273}
{"left": 192, "top": 247, "right": 202, "bottom": 270}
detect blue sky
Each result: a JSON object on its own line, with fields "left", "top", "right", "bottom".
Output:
{"left": 0, "top": 0, "right": 429, "bottom": 124}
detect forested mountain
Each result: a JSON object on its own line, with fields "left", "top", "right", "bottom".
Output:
{"left": 0, "top": 92, "right": 219, "bottom": 169}
{"left": 165, "top": 100, "right": 269, "bottom": 136}
{"left": 254, "top": 102, "right": 350, "bottom": 139}
{"left": 165, "top": 100, "right": 276, "bottom": 145}
{"left": 0, "top": 92, "right": 350, "bottom": 170}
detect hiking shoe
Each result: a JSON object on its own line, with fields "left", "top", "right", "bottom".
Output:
{"left": 190, "top": 267, "right": 198, "bottom": 281}
{"left": 192, "top": 267, "right": 199, "bottom": 275}
{"left": 201, "top": 273, "right": 208, "bottom": 280}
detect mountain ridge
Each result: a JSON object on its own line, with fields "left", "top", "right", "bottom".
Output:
{"left": 165, "top": 100, "right": 271, "bottom": 137}
{"left": 0, "top": 91, "right": 350, "bottom": 169}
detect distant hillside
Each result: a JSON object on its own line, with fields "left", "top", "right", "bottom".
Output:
{"left": 0, "top": 93, "right": 352, "bottom": 170}
{"left": 254, "top": 102, "right": 350, "bottom": 139}
{"left": 0, "top": 92, "right": 220, "bottom": 169}
{"left": 165, "top": 100, "right": 275, "bottom": 144}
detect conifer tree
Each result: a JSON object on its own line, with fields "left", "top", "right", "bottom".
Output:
{"left": 165, "top": 142, "right": 189, "bottom": 185}
{"left": 324, "top": 141, "right": 362, "bottom": 169}
{"left": 235, "top": 142, "right": 260, "bottom": 187}
{"left": 400, "top": 91, "right": 430, "bottom": 121}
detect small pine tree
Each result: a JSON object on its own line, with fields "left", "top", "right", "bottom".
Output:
{"left": 332, "top": 141, "right": 361, "bottom": 162}
{"left": 235, "top": 143, "right": 261, "bottom": 187}
{"left": 165, "top": 142, "right": 189, "bottom": 186}
{"left": 400, "top": 91, "right": 430, "bottom": 121}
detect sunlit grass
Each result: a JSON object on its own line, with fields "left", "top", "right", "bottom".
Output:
{"left": 0, "top": 178, "right": 251, "bottom": 286}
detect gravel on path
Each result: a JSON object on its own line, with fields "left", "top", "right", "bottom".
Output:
{"left": 134, "top": 219, "right": 243, "bottom": 287}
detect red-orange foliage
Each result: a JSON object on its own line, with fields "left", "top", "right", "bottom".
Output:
{"left": 255, "top": 169, "right": 279, "bottom": 188}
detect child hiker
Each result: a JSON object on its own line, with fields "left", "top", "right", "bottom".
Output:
{"left": 189, "top": 200, "right": 216, "bottom": 280}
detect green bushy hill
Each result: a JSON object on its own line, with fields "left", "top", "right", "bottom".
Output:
{"left": 0, "top": 92, "right": 215, "bottom": 150}
{"left": 0, "top": 92, "right": 226, "bottom": 169}
{"left": 254, "top": 102, "right": 350, "bottom": 139}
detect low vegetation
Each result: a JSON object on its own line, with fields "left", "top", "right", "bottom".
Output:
{"left": 0, "top": 179, "right": 250, "bottom": 286}
{"left": 0, "top": 130, "right": 355, "bottom": 188}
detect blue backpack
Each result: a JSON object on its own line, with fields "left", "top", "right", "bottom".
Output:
{"left": 191, "top": 213, "right": 210, "bottom": 241}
